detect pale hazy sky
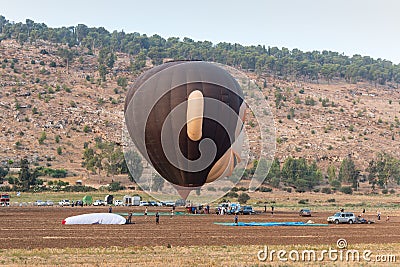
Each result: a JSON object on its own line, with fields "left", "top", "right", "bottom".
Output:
{"left": 2, "top": 0, "right": 399, "bottom": 63}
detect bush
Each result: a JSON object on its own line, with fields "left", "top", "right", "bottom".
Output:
{"left": 259, "top": 187, "right": 272, "bottom": 192}
{"left": 330, "top": 179, "right": 341, "bottom": 189}
{"left": 231, "top": 187, "right": 239, "bottom": 192}
{"left": 285, "top": 187, "right": 292, "bottom": 193}
{"left": 313, "top": 188, "right": 320, "bottom": 193}
{"left": 389, "top": 189, "right": 396, "bottom": 194}
{"left": 327, "top": 198, "right": 336, "bottom": 203}
{"left": 298, "top": 199, "right": 308, "bottom": 204}
{"left": 108, "top": 182, "right": 125, "bottom": 192}
{"left": 340, "top": 186, "right": 353, "bottom": 194}
{"left": 237, "top": 192, "right": 250, "bottom": 204}
{"left": 321, "top": 187, "right": 332, "bottom": 194}
{"left": 225, "top": 191, "right": 238, "bottom": 198}
{"left": 382, "top": 189, "right": 388, "bottom": 194}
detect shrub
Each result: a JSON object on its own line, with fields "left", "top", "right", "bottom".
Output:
{"left": 389, "top": 189, "right": 396, "bottom": 194}
{"left": 340, "top": 186, "right": 353, "bottom": 194}
{"left": 321, "top": 187, "right": 332, "bottom": 194}
{"left": 237, "top": 193, "right": 250, "bottom": 204}
{"left": 298, "top": 199, "right": 308, "bottom": 204}
{"left": 330, "top": 179, "right": 341, "bottom": 189}
{"left": 57, "top": 147, "right": 62, "bottom": 155}
{"left": 225, "top": 191, "right": 238, "bottom": 198}
{"left": 259, "top": 187, "right": 272, "bottom": 192}
{"left": 327, "top": 198, "right": 336, "bottom": 203}
{"left": 285, "top": 187, "right": 292, "bottom": 193}
{"left": 108, "top": 182, "right": 125, "bottom": 192}
{"left": 381, "top": 189, "right": 388, "bottom": 194}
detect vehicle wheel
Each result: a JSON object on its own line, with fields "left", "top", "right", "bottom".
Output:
{"left": 349, "top": 220, "right": 353, "bottom": 224}
{"left": 335, "top": 219, "right": 339, "bottom": 224}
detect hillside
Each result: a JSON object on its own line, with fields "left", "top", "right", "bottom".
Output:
{"left": 1, "top": 38, "right": 400, "bottom": 187}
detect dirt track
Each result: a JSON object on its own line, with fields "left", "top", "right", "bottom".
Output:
{"left": 0, "top": 206, "right": 399, "bottom": 249}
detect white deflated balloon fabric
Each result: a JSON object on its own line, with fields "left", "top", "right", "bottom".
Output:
{"left": 62, "top": 213, "right": 126, "bottom": 225}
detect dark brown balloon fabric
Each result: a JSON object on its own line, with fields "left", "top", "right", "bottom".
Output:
{"left": 124, "top": 61, "right": 244, "bottom": 187}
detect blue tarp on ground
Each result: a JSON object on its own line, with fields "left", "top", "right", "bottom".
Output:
{"left": 117, "top": 212, "right": 204, "bottom": 216}
{"left": 214, "top": 221, "right": 329, "bottom": 226}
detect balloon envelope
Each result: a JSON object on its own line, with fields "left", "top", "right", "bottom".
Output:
{"left": 125, "top": 61, "right": 245, "bottom": 188}
{"left": 62, "top": 213, "right": 127, "bottom": 225}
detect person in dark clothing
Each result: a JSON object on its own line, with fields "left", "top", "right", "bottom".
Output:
{"left": 126, "top": 212, "right": 132, "bottom": 224}
{"left": 234, "top": 214, "right": 238, "bottom": 225}
{"left": 155, "top": 211, "right": 160, "bottom": 224}
{"left": 109, "top": 206, "right": 112, "bottom": 213}
{"left": 271, "top": 205, "right": 274, "bottom": 215}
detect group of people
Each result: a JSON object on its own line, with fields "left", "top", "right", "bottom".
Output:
{"left": 125, "top": 207, "right": 176, "bottom": 224}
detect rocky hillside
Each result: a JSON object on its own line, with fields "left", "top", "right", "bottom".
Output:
{"left": 1, "top": 39, "right": 399, "bottom": 183}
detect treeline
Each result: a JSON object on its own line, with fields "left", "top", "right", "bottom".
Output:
{"left": 255, "top": 152, "right": 400, "bottom": 193}
{"left": 1, "top": 16, "right": 399, "bottom": 86}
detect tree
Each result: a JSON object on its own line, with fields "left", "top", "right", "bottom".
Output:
{"left": 327, "top": 165, "right": 336, "bottom": 182}
{"left": 264, "top": 158, "right": 280, "bottom": 186}
{"left": 125, "top": 149, "right": 143, "bottom": 182}
{"left": 18, "top": 159, "right": 38, "bottom": 191}
{"left": 151, "top": 173, "right": 164, "bottom": 192}
{"left": 238, "top": 192, "right": 250, "bottom": 204}
{"left": 367, "top": 152, "right": 400, "bottom": 189}
{"left": 0, "top": 166, "right": 8, "bottom": 183}
{"left": 338, "top": 156, "right": 358, "bottom": 189}
{"left": 57, "top": 48, "right": 74, "bottom": 74}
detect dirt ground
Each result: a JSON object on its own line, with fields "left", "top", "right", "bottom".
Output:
{"left": 0, "top": 206, "right": 399, "bottom": 249}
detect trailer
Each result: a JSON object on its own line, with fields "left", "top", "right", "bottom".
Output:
{"left": 0, "top": 193, "right": 10, "bottom": 206}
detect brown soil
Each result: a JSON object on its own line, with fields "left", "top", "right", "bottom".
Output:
{"left": 0, "top": 206, "right": 398, "bottom": 249}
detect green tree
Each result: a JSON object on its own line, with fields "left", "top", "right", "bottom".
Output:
{"left": 338, "top": 156, "right": 358, "bottom": 189}
{"left": 123, "top": 149, "right": 143, "bottom": 182}
{"left": 367, "top": 152, "right": 400, "bottom": 189}
{"left": 18, "top": 159, "right": 38, "bottom": 191}
{"left": 327, "top": 165, "right": 336, "bottom": 182}
{"left": 238, "top": 192, "right": 250, "bottom": 204}
{"left": 151, "top": 173, "right": 164, "bottom": 192}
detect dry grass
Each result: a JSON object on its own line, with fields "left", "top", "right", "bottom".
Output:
{"left": 0, "top": 243, "right": 398, "bottom": 266}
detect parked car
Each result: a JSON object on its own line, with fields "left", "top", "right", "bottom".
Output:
{"left": 299, "top": 209, "right": 312, "bottom": 217}
{"left": 162, "top": 201, "right": 176, "bottom": 207}
{"left": 75, "top": 200, "right": 83, "bottom": 206}
{"left": 58, "top": 199, "right": 70, "bottom": 206}
{"left": 148, "top": 201, "right": 158, "bottom": 206}
{"left": 241, "top": 206, "right": 256, "bottom": 215}
{"left": 139, "top": 201, "right": 149, "bottom": 206}
{"left": 327, "top": 212, "right": 356, "bottom": 224}
{"left": 34, "top": 200, "right": 47, "bottom": 206}
{"left": 46, "top": 200, "right": 54, "bottom": 206}
{"left": 114, "top": 200, "right": 123, "bottom": 206}
{"left": 93, "top": 200, "right": 106, "bottom": 206}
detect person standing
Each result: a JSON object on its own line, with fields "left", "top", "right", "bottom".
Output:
{"left": 377, "top": 210, "right": 381, "bottom": 220}
{"left": 108, "top": 206, "right": 112, "bottom": 213}
{"left": 170, "top": 209, "right": 174, "bottom": 218}
{"left": 234, "top": 214, "right": 239, "bottom": 226}
{"left": 126, "top": 212, "right": 132, "bottom": 224}
{"left": 155, "top": 211, "right": 160, "bottom": 224}
{"left": 144, "top": 207, "right": 148, "bottom": 219}
{"left": 271, "top": 205, "right": 274, "bottom": 215}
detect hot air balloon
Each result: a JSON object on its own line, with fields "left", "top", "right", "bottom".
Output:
{"left": 124, "top": 61, "right": 245, "bottom": 193}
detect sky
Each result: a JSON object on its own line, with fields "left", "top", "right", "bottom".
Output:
{"left": 1, "top": 0, "right": 399, "bottom": 63}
